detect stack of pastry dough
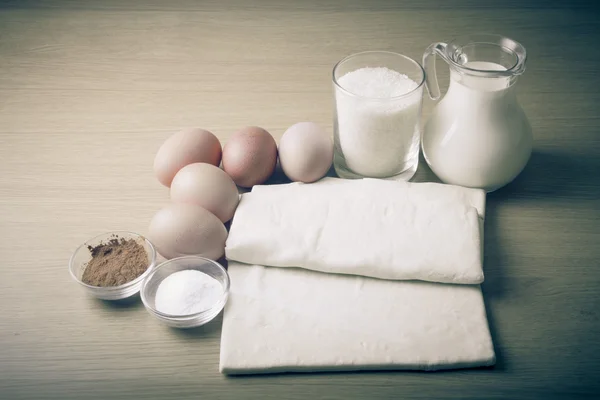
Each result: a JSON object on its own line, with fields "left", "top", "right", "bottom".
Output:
{"left": 220, "top": 178, "right": 495, "bottom": 375}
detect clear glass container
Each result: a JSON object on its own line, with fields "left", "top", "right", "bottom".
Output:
{"left": 69, "top": 231, "right": 157, "bottom": 300}
{"left": 422, "top": 34, "right": 532, "bottom": 192}
{"left": 332, "top": 51, "right": 425, "bottom": 180}
{"left": 140, "top": 256, "right": 230, "bottom": 329}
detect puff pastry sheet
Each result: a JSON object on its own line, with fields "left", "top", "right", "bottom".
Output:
{"left": 220, "top": 263, "right": 495, "bottom": 374}
{"left": 226, "top": 178, "right": 486, "bottom": 284}
{"left": 221, "top": 179, "right": 494, "bottom": 374}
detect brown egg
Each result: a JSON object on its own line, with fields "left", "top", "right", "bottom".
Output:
{"left": 170, "top": 163, "right": 240, "bottom": 223}
{"left": 279, "top": 122, "right": 333, "bottom": 183}
{"left": 154, "top": 128, "right": 222, "bottom": 187}
{"left": 148, "top": 203, "right": 227, "bottom": 260}
{"left": 222, "top": 126, "right": 278, "bottom": 188}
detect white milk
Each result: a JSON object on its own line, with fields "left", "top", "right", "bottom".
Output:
{"left": 422, "top": 61, "right": 532, "bottom": 192}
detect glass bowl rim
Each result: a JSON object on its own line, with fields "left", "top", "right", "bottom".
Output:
{"left": 68, "top": 230, "right": 157, "bottom": 291}
{"left": 140, "top": 255, "right": 230, "bottom": 320}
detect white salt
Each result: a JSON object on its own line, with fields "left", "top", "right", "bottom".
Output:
{"left": 336, "top": 67, "right": 422, "bottom": 178}
{"left": 155, "top": 269, "right": 223, "bottom": 316}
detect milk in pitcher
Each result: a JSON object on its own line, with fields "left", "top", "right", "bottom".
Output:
{"left": 422, "top": 35, "right": 532, "bottom": 192}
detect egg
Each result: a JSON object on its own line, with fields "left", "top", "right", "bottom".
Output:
{"left": 222, "top": 126, "right": 277, "bottom": 188}
{"left": 154, "top": 128, "right": 222, "bottom": 187}
{"left": 170, "top": 163, "right": 239, "bottom": 223}
{"left": 278, "top": 122, "right": 333, "bottom": 183}
{"left": 148, "top": 203, "right": 227, "bottom": 260}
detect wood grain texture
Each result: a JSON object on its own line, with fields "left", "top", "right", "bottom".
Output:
{"left": 1, "top": 1, "right": 599, "bottom": 399}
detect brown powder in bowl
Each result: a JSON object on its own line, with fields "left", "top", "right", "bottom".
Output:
{"left": 81, "top": 236, "right": 149, "bottom": 287}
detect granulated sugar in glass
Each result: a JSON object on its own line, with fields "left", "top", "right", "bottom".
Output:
{"left": 336, "top": 67, "right": 421, "bottom": 178}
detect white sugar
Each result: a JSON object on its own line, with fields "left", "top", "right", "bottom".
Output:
{"left": 155, "top": 269, "right": 223, "bottom": 316}
{"left": 335, "top": 67, "right": 422, "bottom": 177}
{"left": 338, "top": 67, "right": 418, "bottom": 98}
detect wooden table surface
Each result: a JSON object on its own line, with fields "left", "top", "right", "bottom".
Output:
{"left": 1, "top": 1, "right": 599, "bottom": 399}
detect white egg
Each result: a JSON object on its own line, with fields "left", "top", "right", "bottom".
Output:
{"left": 279, "top": 122, "right": 333, "bottom": 183}
{"left": 148, "top": 204, "right": 227, "bottom": 260}
{"left": 170, "top": 163, "right": 239, "bottom": 223}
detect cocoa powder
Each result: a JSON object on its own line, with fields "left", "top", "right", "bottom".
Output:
{"left": 81, "top": 236, "right": 149, "bottom": 287}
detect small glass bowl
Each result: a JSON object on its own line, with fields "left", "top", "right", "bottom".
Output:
{"left": 69, "top": 231, "right": 157, "bottom": 300}
{"left": 140, "top": 256, "right": 230, "bottom": 329}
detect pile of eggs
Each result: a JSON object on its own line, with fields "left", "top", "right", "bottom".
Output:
{"left": 147, "top": 124, "right": 333, "bottom": 260}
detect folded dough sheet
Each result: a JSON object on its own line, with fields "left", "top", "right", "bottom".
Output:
{"left": 227, "top": 178, "right": 485, "bottom": 284}
{"left": 220, "top": 178, "right": 495, "bottom": 374}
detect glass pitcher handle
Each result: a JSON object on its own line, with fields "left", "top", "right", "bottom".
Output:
{"left": 423, "top": 42, "right": 449, "bottom": 100}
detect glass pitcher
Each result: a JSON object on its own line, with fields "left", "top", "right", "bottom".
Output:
{"left": 421, "top": 34, "right": 532, "bottom": 192}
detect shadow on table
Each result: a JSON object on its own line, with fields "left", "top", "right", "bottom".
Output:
{"left": 478, "top": 149, "right": 600, "bottom": 373}
{"left": 225, "top": 361, "right": 499, "bottom": 379}
{"left": 480, "top": 200, "right": 508, "bottom": 372}
{"left": 92, "top": 293, "right": 143, "bottom": 310}
{"left": 491, "top": 149, "right": 600, "bottom": 202}
{"left": 167, "top": 311, "right": 223, "bottom": 338}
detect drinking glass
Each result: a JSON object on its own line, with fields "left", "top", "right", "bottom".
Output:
{"left": 332, "top": 51, "right": 425, "bottom": 180}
